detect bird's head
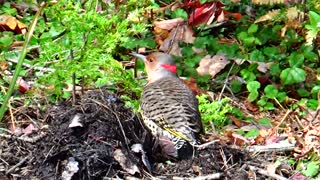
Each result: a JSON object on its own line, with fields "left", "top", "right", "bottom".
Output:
{"left": 131, "top": 52, "right": 177, "bottom": 82}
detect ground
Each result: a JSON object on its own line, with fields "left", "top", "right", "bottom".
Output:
{"left": 0, "top": 89, "right": 294, "bottom": 179}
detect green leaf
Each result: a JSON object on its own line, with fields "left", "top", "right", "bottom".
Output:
{"left": 270, "top": 63, "right": 281, "bottom": 76}
{"left": 280, "top": 67, "right": 306, "bottom": 85}
{"left": 265, "top": 102, "right": 275, "bottom": 110}
{"left": 311, "top": 86, "right": 320, "bottom": 96}
{"left": 232, "top": 108, "right": 244, "bottom": 118}
{"left": 257, "top": 98, "right": 267, "bottom": 106}
{"left": 237, "top": 31, "right": 248, "bottom": 40}
{"left": 243, "top": 36, "right": 256, "bottom": 46}
{"left": 288, "top": 52, "right": 304, "bottom": 67}
{"left": 0, "top": 36, "right": 13, "bottom": 47}
{"left": 230, "top": 80, "right": 242, "bottom": 93}
{"left": 307, "top": 99, "right": 319, "bottom": 110}
{"left": 302, "top": 161, "right": 320, "bottom": 177}
{"left": 248, "top": 24, "right": 258, "bottom": 34}
{"left": 263, "top": 47, "right": 279, "bottom": 58}
{"left": 247, "top": 81, "right": 261, "bottom": 92}
{"left": 297, "top": 88, "right": 310, "bottom": 97}
{"left": 258, "top": 117, "right": 272, "bottom": 127}
{"left": 244, "top": 128, "right": 259, "bottom": 138}
{"left": 308, "top": 11, "right": 320, "bottom": 28}
{"left": 248, "top": 91, "right": 259, "bottom": 102}
{"left": 250, "top": 50, "right": 265, "bottom": 61}
{"left": 277, "top": 92, "right": 287, "bottom": 103}
{"left": 240, "top": 69, "right": 256, "bottom": 82}
{"left": 171, "top": 8, "right": 188, "bottom": 20}
{"left": 264, "top": 85, "right": 278, "bottom": 99}
{"left": 247, "top": 81, "right": 260, "bottom": 102}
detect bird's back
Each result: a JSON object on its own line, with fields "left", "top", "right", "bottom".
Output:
{"left": 141, "top": 77, "right": 203, "bottom": 157}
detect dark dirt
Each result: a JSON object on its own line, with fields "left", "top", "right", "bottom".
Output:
{"left": 0, "top": 89, "right": 286, "bottom": 179}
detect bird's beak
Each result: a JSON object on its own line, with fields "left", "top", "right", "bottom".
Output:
{"left": 130, "top": 52, "right": 147, "bottom": 62}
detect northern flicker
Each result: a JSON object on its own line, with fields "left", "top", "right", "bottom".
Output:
{"left": 131, "top": 52, "right": 203, "bottom": 159}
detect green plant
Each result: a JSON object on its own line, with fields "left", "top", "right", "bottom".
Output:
{"left": 305, "top": 11, "right": 320, "bottom": 46}
{"left": 29, "top": 0, "right": 153, "bottom": 109}
{"left": 197, "top": 94, "right": 233, "bottom": 129}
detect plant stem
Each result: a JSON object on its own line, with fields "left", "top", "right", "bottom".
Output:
{"left": 0, "top": 2, "right": 47, "bottom": 122}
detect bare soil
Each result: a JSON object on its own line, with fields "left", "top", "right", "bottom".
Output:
{"left": 0, "top": 90, "right": 291, "bottom": 179}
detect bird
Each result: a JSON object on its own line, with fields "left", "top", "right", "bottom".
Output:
{"left": 131, "top": 52, "right": 203, "bottom": 159}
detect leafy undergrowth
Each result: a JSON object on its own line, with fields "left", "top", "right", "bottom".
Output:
{"left": 0, "top": 0, "right": 319, "bottom": 179}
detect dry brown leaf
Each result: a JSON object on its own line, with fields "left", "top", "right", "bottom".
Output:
{"left": 234, "top": 59, "right": 273, "bottom": 73}
{"left": 197, "top": 54, "right": 229, "bottom": 78}
{"left": 113, "top": 149, "right": 140, "bottom": 175}
{"left": 159, "top": 24, "right": 195, "bottom": 56}
{"left": 0, "top": 14, "right": 27, "bottom": 34}
{"left": 244, "top": 99, "right": 259, "bottom": 112}
{"left": 254, "top": 9, "right": 280, "bottom": 23}
{"left": 286, "top": 7, "right": 300, "bottom": 21}
{"left": 182, "top": 76, "right": 205, "bottom": 96}
{"left": 154, "top": 27, "right": 170, "bottom": 46}
{"left": 154, "top": 18, "right": 185, "bottom": 31}
{"left": 229, "top": 115, "right": 243, "bottom": 127}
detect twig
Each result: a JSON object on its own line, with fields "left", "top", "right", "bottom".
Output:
{"left": 246, "top": 141, "right": 295, "bottom": 153}
{"left": 0, "top": 132, "right": 47, "bottom": 143}
{"left": 272, "top": 110, "right": 291, "bottom": 133}
{"left": 6, "top": 154, "right": 31, "bottom": 175}
{"left": 249, "top": 165, "right": 288, "bottom": 180}
{"left": 6, "top": 58, "right": 55, "bottom": 72}
{"left": 194, "top": 140, "right": 219, "bottom": 150}
{"left": 220, "top": 147, "right": 228, "bottom": 170}
{"left": 218, "top": 62, "right": 235, "bottom": 101}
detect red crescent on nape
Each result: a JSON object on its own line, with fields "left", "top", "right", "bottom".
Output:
{"left": 161, "top": 64, "right": 177, "bottom": 74}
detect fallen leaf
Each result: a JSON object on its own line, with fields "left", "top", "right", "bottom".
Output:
{"left": 22, "top": 124, "right": 38, "bottom": 135}
{"left": 0, "top": 14, "right": 27, "bottom": 34}
{"left": 159, "top": 24, "right": 195, "bottom": 56}
{"left": 244, "top": 99, "right": 259, "bottom": 112}
{"left": 182, "top": 76, "right": 204, "bottom": 95}
{"left": 197, "top": 54, "right": 229, "bottom": 78}
{"left": 69, "top": 114, "right": 83, "bottom": 128}
{"left": 154, "top": 18, "right": 185, "bottom": 31}
{"left": 113, "top": 149, "right": 140, "bottom": 175}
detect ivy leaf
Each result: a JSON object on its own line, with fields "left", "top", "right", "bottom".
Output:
{"left": 307, "top": 99, "right": 318, "bottom": 110}
{"left": 264, "top": 85, "right": 278, "bottom": 99}
{"left": 277, "top": 92, "right": 287, "bottom": 103}
{"left": 240, "top": 69, "right": 256, "bottom": 82}
{"left": 247, "top": 81, "right": 260, "bottom": 92}
{"left": 248, "top": 24, "right": 258, "bottom": 34}
{"left": 270, "top": 63, "right": 281, "bottom": 76}
{"left": 258, "top": 118, "right": 272, "bottom": 127}
{"left": 0, "top": 36, "right": 13, "bottom": 47}
{"left": 280, "top": 67, "right": 306, "bottom": 85}
{"left": 244, "top": 128, "right": 259, "bottom": 138}
{"left": 248, "top": 91, "right": 259, "bottom": 102}
{"left": 247, "top": 81, "right": 260, "bottom": 102}
{"left": 288, "top": 52, "right": 304, "bottom": 67}
{"left": 250, "top": 50, "right": 265, "bottom": 61}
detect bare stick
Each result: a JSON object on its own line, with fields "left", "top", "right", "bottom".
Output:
{"left": 249, "top": 165, "right": 288, "bottom": 180}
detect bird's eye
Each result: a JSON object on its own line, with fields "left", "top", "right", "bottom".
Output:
{"left": 148, "top": 57, "right": 154, "bottom": 62}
